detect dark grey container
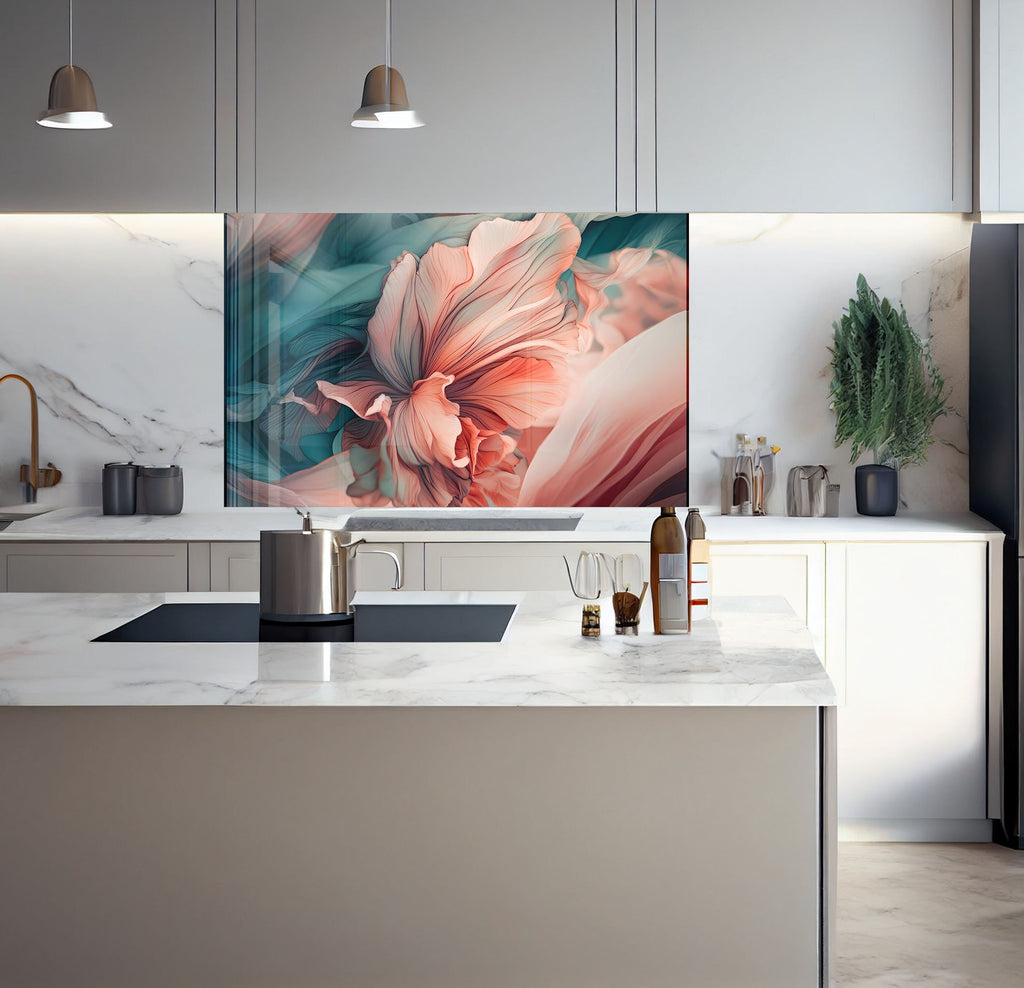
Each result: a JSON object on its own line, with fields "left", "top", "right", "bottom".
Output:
{"left": 102, "top": 462, "right": 137, "bottom": 515}
{"left": 136, "top": 465, "right": 183, "bottom": 515}
{"left": 855, "top": 464, "right": 898, "bottom": 516}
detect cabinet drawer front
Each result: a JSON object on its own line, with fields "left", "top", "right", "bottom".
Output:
{"left": 4, "top": 544, "right": 188, "bottom": 593}
{"left": 206, "top": 542, "right": 425, "bottom": 592}
{"left": 425, "top": 542, "right": 648, "bottom": 592}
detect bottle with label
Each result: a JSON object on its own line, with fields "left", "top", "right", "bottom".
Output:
{"left": 651, "top": 506, "right": 687, "bottom": 634}
{"left": 732, "top": 434, "right": 754, "bottom": 516}
{"left": 685, "top": 507, "right": 710, "bottom": 623}
{"left": 684, "top": 506, "right": 706, "bottom": 546}
{"left": 753, "top": 437, "right": 777, "bottom": 516}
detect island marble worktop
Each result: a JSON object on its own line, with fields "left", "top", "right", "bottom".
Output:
{"left": 0, "top": 590, "right": 835, "bottom": 707}
{"left": 0, "top": 505, "right": 1002, "bottom": 543}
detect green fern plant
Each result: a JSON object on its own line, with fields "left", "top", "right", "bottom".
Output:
{"left": 829, "top": 274, "right": 946, "bottom": 467}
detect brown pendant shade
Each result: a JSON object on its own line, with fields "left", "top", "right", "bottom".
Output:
{"left": 351, "top": 65, "right": 423, "bottom": 129}
{"left": 37, "top": 64, "right": 111, "bottom": 129}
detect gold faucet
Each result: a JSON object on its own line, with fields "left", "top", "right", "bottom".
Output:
{"left": 0, "top": 374, "right": 62, "bottom": 503}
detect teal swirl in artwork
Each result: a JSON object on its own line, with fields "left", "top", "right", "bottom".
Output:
{"left": 225, "top": 212, "right": 688, "bottom": 508}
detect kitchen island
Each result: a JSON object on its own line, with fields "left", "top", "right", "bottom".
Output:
{"left": 0, "top": 591, "right": 836, "bottom": 988}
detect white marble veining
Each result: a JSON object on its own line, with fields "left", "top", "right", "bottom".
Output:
{"left": 689, "top": 213, "right": 974, "bottom": 516}
{"left": 0, "top": 591, "right": 835, "bottom": 707}
{"left": 0, "top": 504, "right": 1002, "bottom": 545}
{"left": 0, "top": 212, "right": 977, "bottom": 520}
{"left": 0, "top": 214, "right": 224, "bottom": 510}
{"left": 0, "top": 504, "right": 1001, "bottom": 544}
{"left": 0, "top": 505, "right": 662, "bottom": 542}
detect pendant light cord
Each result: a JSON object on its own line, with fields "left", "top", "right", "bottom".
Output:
{"left": 384, "top": 0, "right": 391, "bottom": 107}
{"left": 69, "top": 0, "right": 74, "bottom": 66}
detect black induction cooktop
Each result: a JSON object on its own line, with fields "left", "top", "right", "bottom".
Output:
{"left": 93, "top": 602, "right": 516, "bottom": 644}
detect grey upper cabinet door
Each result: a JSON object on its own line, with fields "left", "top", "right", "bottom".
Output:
{"left": 0, "top": 0, "right": 215, "bottom": 212}
{"left": 247, "top": 0, "right": 618, "bottom": 213}
{"left": 654, "top": 0, "right": 972, "bottom": 212}
{"left": 978, "top": 0, "right": 1024, "bottom": 212}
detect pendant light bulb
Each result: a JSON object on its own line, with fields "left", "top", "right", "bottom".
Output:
{"left": 37, "top": 0, "right": 112, "bottom": 130}
{"left": 351, "top": 0, "right": 423, "bottom": 129}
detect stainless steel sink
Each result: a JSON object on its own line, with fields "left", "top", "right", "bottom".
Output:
{"left": 342, "top": 510, "right": 582, "bottom": 532}
{"left": 0, "top": 504, "right": 57, "bottom": 522}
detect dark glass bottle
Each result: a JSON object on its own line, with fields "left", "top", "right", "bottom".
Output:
{"left": 651, "top": 506, "right": 687, "bottom": 634}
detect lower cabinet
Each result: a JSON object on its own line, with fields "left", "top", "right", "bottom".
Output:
{"left": 0, "top": 543, "right": 188, "bottom": 593}
{"left": 204, "top": 541, "right": 424, "bottom": 592}
{"left": 835, "top": 541, "right": 990, "bottom": 841}
{"left": 0, "top": 532, "right": 996, "bottom": 841}
{"left": 689, "top": 537, "right": 993, "bottom": 841}
{"left": 423, "top": 542, "right": 649, "bottom": 591}
{"left": 707, "top": 543, "right": 826, "bottom": 657}
{"left": 208, "top": 543, "right": 260, "bottom": 592}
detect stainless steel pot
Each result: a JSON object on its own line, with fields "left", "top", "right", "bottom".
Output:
{"left": 259, "top": 511, "right": 402, "bottom": 620}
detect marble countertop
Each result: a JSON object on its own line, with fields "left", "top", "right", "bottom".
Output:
{"left": 0, "top": 590, "right": 835, "bottom": 708}
{"left": 0, "top": 505, "right": 1003, "bottom": 544}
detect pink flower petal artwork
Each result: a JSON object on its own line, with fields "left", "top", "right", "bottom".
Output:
{"left": 226, "top": 212, "right": 688, "bottom": 508}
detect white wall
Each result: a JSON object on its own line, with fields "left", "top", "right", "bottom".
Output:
{"left": 0, "top": 212, "right": 972, "bottom": 514}
{"left": 689, "top": 214, "right": 973, "bottom": 515}
{"left": 0, "top": 214, "right": 223, "bottom": 510}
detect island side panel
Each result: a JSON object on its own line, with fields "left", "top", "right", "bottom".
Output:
{"left": 0, "top": 706, "right": 823, "bottom": 988}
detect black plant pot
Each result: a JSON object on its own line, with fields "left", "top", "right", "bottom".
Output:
{"left": 855, "top": 464, "right": 898, "bottom": 516}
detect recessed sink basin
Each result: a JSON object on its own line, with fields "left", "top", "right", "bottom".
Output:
{"left": 0, "top": 504, "right": 57, "bottom": 522}
{"left": 342, "top": 510, "right": 582, "bottom": 532}
{"left": 94, "top": 601, "right": 516, "bottom": 644}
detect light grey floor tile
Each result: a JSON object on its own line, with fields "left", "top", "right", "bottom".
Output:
{"left": 836, "top": 843, "right": 1024, "bottom": 987}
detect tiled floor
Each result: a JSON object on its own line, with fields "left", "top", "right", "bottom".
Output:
{"left": 836, "top": 843, "right": 1024, "bottom": 986}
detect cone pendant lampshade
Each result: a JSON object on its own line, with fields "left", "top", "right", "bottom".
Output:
{"left": 351, "top": 65, "right": 423, "bottom": 128}
{"left": 37, "top": 0, "right": 111, "bottom": 130}
{"left": 37, "top": 64, "right": 111, "bottom": 129}
{"left": 351, "top": 0, "right": 423, "bottom": 129}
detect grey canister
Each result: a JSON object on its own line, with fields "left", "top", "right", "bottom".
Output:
{"left": 102, "top": 462, "right": 137, "bottom": 515}
{"left": 136, "top": 465, "right": 184, "bottom": 515}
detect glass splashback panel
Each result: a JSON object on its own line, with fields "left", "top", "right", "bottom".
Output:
{"left": 225, "top": 212, "right": 688, "bottom": 508}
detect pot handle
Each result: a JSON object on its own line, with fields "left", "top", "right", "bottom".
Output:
{"left": 330, "top": 536, "right": 402, "bottom": 590}
{"left": 355, "top": 548, "right": 403, "bottom": 591}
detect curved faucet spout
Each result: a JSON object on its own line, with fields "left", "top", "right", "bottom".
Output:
{"left": 0, "top": 374, "right": 60, "bottom": 503}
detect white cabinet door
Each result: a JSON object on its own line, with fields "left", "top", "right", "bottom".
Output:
{"left": 247, "top": 0, "right": 617, "bottom": 212}
{"left": 1, "top": 543, "right": 188, "bottom": 593}
{"left": 0, "top": 0, "right": 216, "bottom": 211}
{"left": 424, "top": 542, "right": 648, "bottom": 591}
{"left": 979, "top": 0, "right": 1024, "bottom": 210}
{"left": 655, "top": 0, "right": 971, "bottom": 211}
{"left": 209, "top": 543, "right": 261, "bottom": 592}
{"left": 838, "top": 541, "right": 989, "bottom": 840}
{"left": 708, "top": 543, "right": 825, "bottom": 658}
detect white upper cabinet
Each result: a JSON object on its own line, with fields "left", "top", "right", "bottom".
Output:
{"left": 977, "top": 0, "right": 1024, "bottom": 212}
{"left": 653, "top": 0, "right": 972, "bottom": 212}
{"left": 0, "top": 0, "right": 217, "bottom": 212}
{"left": 0, "top": 2, "right": 976, "bottom": 213}
{"left": 244, "top": 0, "right": 618, "bottom": 213}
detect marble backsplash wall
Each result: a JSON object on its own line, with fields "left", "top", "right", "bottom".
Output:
{"left": 0, "top": 215, "right": 224, "bottom": 510}
{"left": 0, "top": 212, "right": 973, "bottom": 514}
{"left": 688, "top": 214, "right": 973, "bottom": 515}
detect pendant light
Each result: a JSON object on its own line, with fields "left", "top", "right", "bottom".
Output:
{"left": 37, "top": 0, "right": 112, "bottom": 129}
{"left": 351, "top": 0, "right": 423, "bottom": 129}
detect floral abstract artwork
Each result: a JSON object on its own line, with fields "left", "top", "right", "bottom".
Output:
{"left": 225, "top": 212, "right": 688, "bottom": 508}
